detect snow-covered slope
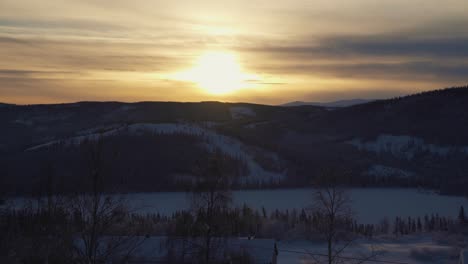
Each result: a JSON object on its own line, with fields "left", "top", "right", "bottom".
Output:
{"left": 367, "top": 165, "right": 414, "bottom": 178}
{"left": 348, "top": 134, "right": 468, "bottom": 160}
{"left": 27, "top": 123, "right": 284, "bottom": 183}
{"left": 229, "top": 106, "right": 256, "bottom": 119}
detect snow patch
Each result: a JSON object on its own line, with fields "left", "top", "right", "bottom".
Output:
{"left": 76, "top": 124, "right": 123, "bottom": 136}
{"left": 348, "top": 134, "right": 468, "bottom": 160}
{"left": 278, "top": 236, "right": 456, "bottom": 264}
{"left": 245, "top": 121, "right": 270, "bottom": 129}
{"left": 229, "top": 106, "right": 256, "bottom": 119}
{"left": 367, "top": 165, "right": 414, "bottom": 178}
{"left": 13, "top": 119, "right": 33, "bottom": 126}
{"left": 26, "top": 128, "right": 121, "bottom": 151}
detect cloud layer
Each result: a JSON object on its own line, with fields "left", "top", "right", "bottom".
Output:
{"left": 1, "top": 0, "right": 468, "bottom": 104}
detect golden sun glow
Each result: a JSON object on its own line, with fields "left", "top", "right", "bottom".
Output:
{"left": 172, "top": 51, "right": 258, "bottom": 95}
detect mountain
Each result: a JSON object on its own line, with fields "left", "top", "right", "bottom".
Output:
{"left": 1, "top": 86, "right": 468, "bottom": 195}
{"left": 0, "top": 103, "right": 14, "bottom": 108}
{"left": 281, "top": 98, "right": 374, "bottom": 107}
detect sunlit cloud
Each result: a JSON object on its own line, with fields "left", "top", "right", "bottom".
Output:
{"left": 1, "top": 0, "right": 468, "bottom": 104}
{"left": 170, "top": 51, "right": 261, "bottom": 95}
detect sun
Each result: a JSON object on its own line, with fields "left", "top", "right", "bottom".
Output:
{"left": 172, "top": 51, "right": 255, "bottom": 95}
{"left": 192, "top": 52, "right": 244, "bottom": 94}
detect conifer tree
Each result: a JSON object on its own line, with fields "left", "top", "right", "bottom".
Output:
{"left": 459, "top": 206, "right": 466, "bottom": 224}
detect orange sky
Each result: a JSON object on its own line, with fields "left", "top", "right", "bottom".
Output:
{"left": 1, "top": 0, "right": 468, "bottom": 105}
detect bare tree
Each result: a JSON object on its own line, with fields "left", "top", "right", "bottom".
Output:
{"left": 70, "top": 139, "right": 144, "bottom": 264}
{"left": 314, "top": 184, "right": 352, "bottom": 263}
{"left": 0, "top": 169, "right": 13, "bottom": 263}
{"left": 36, "top": 162, "right": 73, "bottom": 263}
{"left": 308, "top": 169, "right": 381, "bottom": 264}
{"left": 189, "top": 152, "right": 233, "bottom": 263}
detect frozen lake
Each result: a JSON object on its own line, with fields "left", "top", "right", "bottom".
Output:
{"left": 125, "top": 188, "right": 468, "bottom": 224}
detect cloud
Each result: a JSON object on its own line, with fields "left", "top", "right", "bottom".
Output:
{"left": 246, "top": 35, "right": 468, "bottom": 60}
{"left": 253, "top": 61, "right": 468, "bottom": 81}
{"left": 1, "top": 0, "right": 468, "bottom": 104}
{"left": 0, "top": 35, "right": 187, "bottom": 73}
{"left": 323, "top": 35, "right": 468, "bottom": 58}
{"left": 0, "top": 18, "right": 126, "bottom": 32}
{"left": 241, "top": 23, "right": 468, "bottom": 83}
{"left": 0, "top": 69, "right": 75, "bottom": 77}
{"left": 0, "top": 36, "right": 31, "bottom": 45}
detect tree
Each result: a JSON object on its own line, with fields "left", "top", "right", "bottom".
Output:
{"left": 190, "top": 152, "right": 233, "bottom": 263}
{"left": 70, "top": 139, "right": 143, "bottom": 264}
{"left": 379, "top": 218, "right": 390, "bottom": 234}
{"left": 0, "top": 168, "right": 13, "bottom": 263}
{"left": 34, "top": 162, "right": 73, "bottom": 263}
{"left": 459, "top": 206, "right": 466, "bottom": 225}
{"left": 309, "top": 169, "right": 381, "bottom": 264}
{"left": 313, "top": 182, "right": 353, "bottom": 263}
{"left": 417, "top": 217, "right": 422, "bottom": 232}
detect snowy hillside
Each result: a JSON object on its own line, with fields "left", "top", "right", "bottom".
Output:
{"left": 229, "top": 106, "right": 256, "bottom": 119}
{"left": 3, "top": 86, "right": 468, "bottom": 194}
{"left": 348, "top": 134, "right": 468, "bottom": 160}
{"left": 366, "top": 165, "right": 414, "bottom": 179}
{"left": 27, "top": 122, "right": 285, "bottom": 184}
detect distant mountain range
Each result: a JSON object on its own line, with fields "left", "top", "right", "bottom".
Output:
{"left": 281, "top": 99, "right": 375, "bottom": 107}
{"left": 1, "top": 85, "right": 468, "bottom": 195}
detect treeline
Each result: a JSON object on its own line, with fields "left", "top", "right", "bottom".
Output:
{"left": 2, "top": 199, "right": 467, "bottom": 263}
{"left": 159, "top": 206, "right": 468, "bottom": 240}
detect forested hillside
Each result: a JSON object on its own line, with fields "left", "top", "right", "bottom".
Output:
{"left": 1, "top": 86, "right": 468, "bottom": 195}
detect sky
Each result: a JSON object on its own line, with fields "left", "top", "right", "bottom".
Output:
{"left": 1, "top": 0, "right": 468, "bottom": 105}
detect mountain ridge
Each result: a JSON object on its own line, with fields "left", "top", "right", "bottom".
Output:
{"left": 281, "top": 98, "right": 375, "bottom": 107}
{"left": 1, "top": 85, "right": 468, "bottom": 195}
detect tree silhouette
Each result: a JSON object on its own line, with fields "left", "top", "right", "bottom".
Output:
{"left": 190, "top": 152, "right": 233, "bottom": 263}
{"left": 459, "top": 206, "right": 466, "bottom": 225}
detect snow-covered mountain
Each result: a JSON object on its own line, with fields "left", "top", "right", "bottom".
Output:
{"left": 2, "top": 85, "right": 468, "bottom": 195}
